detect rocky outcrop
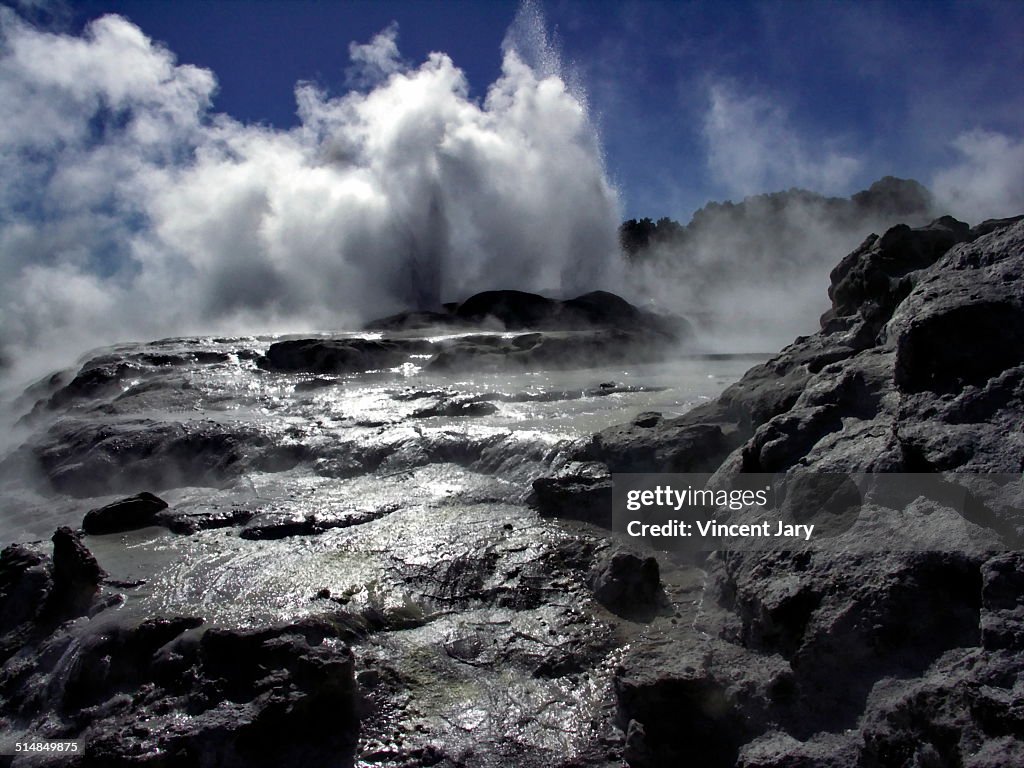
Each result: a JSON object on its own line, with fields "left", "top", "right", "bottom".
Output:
{"left": 0, "top": 512, "right": 632, "bottom": 766}
{"left": 0, "top": 532, "right": 361, "bottom": 766}
{"left": 365, "top": 288, "right": 688, "bottom": 336}
{"left": 258, "top": 337, "right": 433, "bottom": 374}
{"left": 588, "top": 549, "right": 662, "bottom": 618}
{"left": 30, "top": 418, "right": 310, "bottom": 497}
{"left": 260, "top": 328, "right": 684, "bottom": 376}
{"left": 0, "top": 528, "right": 105, "bottom": 667}
{"left": 261, "top": 290, "right": 690, "bottom": 376}
{"left": 535, "top": 215, "right": 1024, "bottom": 765}
{"left": 82, "top": 491, "right": 169, "bottom": 534}
{"left": 74, "top": 616, "right": 360, "bottom": 767}
{"left": 535, "top": 216, "right": 1024, "bottom": 510}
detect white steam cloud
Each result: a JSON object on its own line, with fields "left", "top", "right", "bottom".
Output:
{"left": 0, "top": 5, "right": 621, "bottom": 385}
{"left": 932, "top": 129, "right": 1024, "bottom": 223}
{"left": 703, "top": 83, "right": 862, "bottom": 198}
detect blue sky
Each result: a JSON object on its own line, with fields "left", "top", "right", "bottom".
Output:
{"left": 58, "top": 0, "right": 1024, "bottom": 220}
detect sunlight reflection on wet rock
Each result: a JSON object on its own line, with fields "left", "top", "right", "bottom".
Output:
{"left": 0, "top": 332, "right": 750, "bottom": 763}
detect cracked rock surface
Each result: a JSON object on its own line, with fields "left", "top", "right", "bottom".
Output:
{"left": 534, "top": 216, "right": 1024, "bottom": 766}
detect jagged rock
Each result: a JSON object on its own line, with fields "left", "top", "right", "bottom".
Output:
{"left": 737, "top": 731, "right": 860, "bottom": 768}
{"left": 0, "top": 529, "right": 107, "bottom": 664}
{"left": 981, "top": 553, "right": 1024, "bottom": 651}
{"left": 0, "top": 542, "right": 52, "bottom": 662}
{"left": 548, "top": 216, "right": 1024, "bottom": 765}
{"left": 889, "top": 220, "right": 1024, "bottom": 395}
{"left": 588, "top": 550, "right": 661, "bottom": 617}
{"left": 532, "top": 461, "right": 613, "bottom": 526}
{"left": 51, "top": 526, "right": 105, "bottom": 612}
{"left": 61, "top": 615, "right": 361, "bottom": 767}
{"left": 577, "top": 417, "right": 734, "bottom": 474}
{"left": 614, "top": 635, "right": 789, "bottom": 767}
{"left": 82, "top": 491, "right": 169, "bottom": 534}
{"left": 826, "top": 215, "right": 971, "bottom": 326}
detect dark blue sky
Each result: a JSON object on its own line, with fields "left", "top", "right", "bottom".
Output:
{"left": 60, "top": 0, "right": 1024, "bottom": 220}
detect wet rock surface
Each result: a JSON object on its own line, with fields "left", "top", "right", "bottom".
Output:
{"left": 0, "top": 330, "right": 737, "bottom": 765}
{"left": 4, "top": 216, "right": 1022, "bottom": 765}
{"left": 263, "top": 289, "right": 690, "bottom": 376}
{"left": 82, "top": 492, "right": 169, "bottom": 534}
{"left": 0, "top": 489, "right": 704, "bottom": 766}
{"left": 533, "top": 216, "right": 1024, "bottom": 765}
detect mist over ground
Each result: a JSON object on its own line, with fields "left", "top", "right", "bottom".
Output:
{"left": 1, "top": 1, "right": 1022, "bottom": 386}
{"left": 620, "top": 178, "right": 939, "bottom": 350}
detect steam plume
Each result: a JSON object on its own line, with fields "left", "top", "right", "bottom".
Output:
{"left": 0, "top": 5, "right": 621, "bottom": 385}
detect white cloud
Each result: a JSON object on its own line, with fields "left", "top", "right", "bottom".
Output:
{"left": 345, "top": 21, "right": 403, "bottom": 88}
{"left": 932, "top": 129, "right": 1024, "bottom": 223}
{"left": 703, "top": 82, "right": 862, "bottom": 198}
{"left": 0, "top": 9, "right": 622, "bottom": 385}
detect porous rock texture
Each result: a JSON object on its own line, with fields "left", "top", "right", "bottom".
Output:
{"left": 534, "top": 215, "right": 1024, "bottom": 766}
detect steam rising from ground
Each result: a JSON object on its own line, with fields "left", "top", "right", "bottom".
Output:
{"left": 0, "top": 5, "right": 621, "bottom": 386}
{"left": 626, "top": 78, "right": 1024, "bottom": 353}
{"left": 2, "top": 3, "right": 1022, "bottom": 386}
{"left": 623, "top": 181, "right": 937, "bottom": 351}
{"left": 703, "top": 83, "right": 862, "bottom": 199}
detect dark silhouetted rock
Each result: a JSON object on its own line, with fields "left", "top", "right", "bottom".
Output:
{"left": 532, "top": 461, "right": 613, "bottom": 526}
{"left": 850, "top": 176, "right": 934, "bottom": 218}
{"left": 59, "top": 614, "right": 360, "bottom": 767}
{"left": 51, "top": 526, "right": 105, "bottom": 612}
{"left": 280, "top": 290, "right": 690, "bottom": 377}
{"left": 588, "top": 550, "right": 661, "bottom": 617}
{"left": 364, "top": 309, "right": 466, "bottom": 331}
{"left": 0, "top": 543, "right": 52, "bottom": 662}
{"left": 366, "top": 288, "right": 690, "bottom": 337}
{"left": 258, "top": 337, "right": 433, "bottom": 374}
{"left": 454, "top": 289, "right": 560, "bottom": 328}
{"left": 82, "top": 491, "right": 169, "bottom": 534}
{"left": 426, "top": 328, "right": 677, "bottom": 373}
{"left": 240, "top": 504, "right": 398, "bottom": 540}
{"left": 1, "top": 529, "right": 107, "bottom": 664}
